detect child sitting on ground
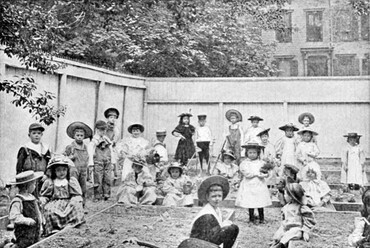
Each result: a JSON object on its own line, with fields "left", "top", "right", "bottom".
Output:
{"left": 213, "top": 151, "right": 239, "bottom": 191}
{"left": 162, "top": 162, "right": 194, "bottom": 207}
{"left": 225, "top": 109, "right": 244, "bottom": 165}
{"left": 7, "top": 171, "right": 44, "bottom": 248}
{"left": 244, "top": 116, "right": 264, "bottom": 144}
{"left": 276, "top": 164, "right": 300, "bottom": 206}
{"left": 40, "top": 155, "right": 84, "bottom": 236}
{"left": 270, "top": 183, "right": 316, "bottom": 248}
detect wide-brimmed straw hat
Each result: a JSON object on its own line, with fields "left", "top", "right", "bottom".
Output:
{"left": 297, "top": 127, "right": 318, "bottom": 136}
{"left": 104, "top": 108, "right": 120, "bottom": 119}
{"left": 257, "top": 128, "right": 271, "bottom": 137}
{"left": 241, "top": 142, "right": 264, "bottom": 151}
{"left": 167, "top": 162, "right": 183, "bottom": 174}
{"left": 279, "top": 123, "right": 299, "bottom": 132}
{"left": 128, "top": 123, "right": 145, "bottom": 133}
{"left": 298, "top": 112, "right": 315, "bottom": 124}
{"left": 66, "top": 121, "right": 93, "bottom": 139}
{"left": 131, "top": 156, "right": 147, "bottom": 168}
{"left": 225, "top": 109, "right": 242, "bottom": 122}
{"left": 248, "top": 116, "right": 263, "bottom": 121}
{"left": 28, "top": 123, "right": 45, "bottom": 132}
{"left": 47, "top": 155, "right": 74, "bottom": 170}
{"left": 9, "top": 171, "right": 44, "bottom": 185}
{"left": 222, "top": 150, "right": 236, "bottom": 160}
{"left": 286, "top": 183, "right": 307, "bottom": 205}
{"left": 198, "top": 176, "right": 230, "bottom": 204}
{"left": 343, "top": 132, "right": 362, "bottom": 138}
{"left": 284, "top": 164, "right": 300, "bottom": 174}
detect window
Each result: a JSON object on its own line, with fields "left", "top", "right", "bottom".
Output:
{"left": 306, "top": 11, "right": 323, "bottom": 42}
{"left": 273, "top": 56, "right": 298, "bottom": 77}
{"left": 361, "top": 15, "right": 370, "bottom": 41}
{"left": 333, "top": 8, "right": 359, "bottom": 42}
{"left": 276, "top": 12, "right": 292, "bottom": 43}
{"left": 307, "top": 56, "right": 328, "bottom": 76}
{"left": 363, "top": 54, "right": 370, "bottom": 76}
{"left": 334, "top": 54, "right": 359, "bottom": 76}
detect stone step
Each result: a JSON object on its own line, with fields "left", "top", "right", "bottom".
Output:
{"left": 321, "top": 169, "right": 370, "bottom": 184}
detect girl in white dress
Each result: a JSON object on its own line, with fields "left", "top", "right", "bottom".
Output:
{"left": 235, "top": 143, "right": 272, "bottom": 224}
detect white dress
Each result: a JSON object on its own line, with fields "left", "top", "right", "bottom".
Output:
{"left": 235, "top": 159, "right": 272, "bottom": 208}
{"left": 244, "top": 126, "right": 264, "bottom": 144}
{"left": 295, "top": 141, "right": 320, "bottom": 180}
{"left": 275, "top": 136, "right": 298, "bottom": 177}
{"left": 341, "top": 144, "right": 367, "bottom": 185}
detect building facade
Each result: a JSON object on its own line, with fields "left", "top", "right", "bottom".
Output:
{"left": 262, "top": 0, "right": 370, "bottom": 77}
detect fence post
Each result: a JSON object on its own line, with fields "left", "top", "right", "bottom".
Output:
{"left": 283, "top": 100, "right": 289, "bottom": 122}
{"left": 95, "top": 80, "right": 105, "bottom": 123}
{"left": 55, "top": 73, "right": 67, "bottom": 150}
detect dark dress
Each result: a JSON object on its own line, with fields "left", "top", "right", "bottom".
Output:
{"left": 173, "top": 124, "right": 196, "bottom": 165}
{"left": 359, "top": 220, "right": 370, "bottom": 248}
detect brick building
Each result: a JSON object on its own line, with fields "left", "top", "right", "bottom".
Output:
{"left": 262, "top": 0, "right": 370, "bottom": 77}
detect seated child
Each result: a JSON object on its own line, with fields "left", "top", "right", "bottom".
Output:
{"left": 116, "top": 157, "right": 157, "bottom": 205}
{"left": 40, "top": 155, "right": 84, "bottom": 236}
{"left": 348, "top": 189, "right": 370, "bottom": 247}
{"left": 270, "top": 183, "right": 316, "bottom": 248}
{"left": 300, "top": 164, "right": 335, "bottom": 211}
{"left": 213, "top": 151, "right": 239, "bottom": 190}
{"left": 7, "top": 171, "right": 44, "bottom": 248}
{"left": 162, "top": 162, "right": 194, "bottom": 207}
{"left": 276, "top": 164, "right": 299, "bottom": 206}
{"left": 186, "top": 176, "right": 239, "bottom": 248}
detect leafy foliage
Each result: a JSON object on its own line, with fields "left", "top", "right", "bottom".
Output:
{"left": 350, "top": 0, "right": 370, "bottom": 15}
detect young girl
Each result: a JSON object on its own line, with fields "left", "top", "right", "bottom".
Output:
{"left": 295, "top": 127, "right": 320, "bottom": 181}
{"left": 258, "top": 128, "right": 278, "bottom": 189}
{"left": 172, "top": 112, "right": 196, "bottom": 166}
{"left": 244, "top": 116, "right": 264, "bottom": 144}
{"left": 341, "top": 133, "right": 367, "bottom": 190}
{"left": 7, "top": 171, "right": 44, "bottom": 248}
{"left": 348, "top": 189, "right": 370, "bottom": 247}
{"left": 235, "top": 143, "right": 271, "bottom": 224}
{"left": 298, "top": 112, "right": 317, "bottom": 143}
{"left": 213, "top": 151, "right": 239, "bottom": 190}
{"left": 40, "top": 155, "right": 84, "bottom": 236}
{"left": 162, "top": 162, "right": 194, "bottom": 207}
{"left": 225, "top": 109, "right": 244, "bottom": 165}
{"left": 270, "top": 183, "right": 316, "bottom": 248}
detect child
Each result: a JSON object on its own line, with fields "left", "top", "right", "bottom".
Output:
{"left": 116, "top": 157, "right": 157, "bottom": 205}
{"left": 295, "top": 127, "right": 320, "bottom": 181}
{"left": 162, "top": 162, "right": 194, "bottom": 207}
{"left": 298, "top": 112, "right": 317, "bottom": 144}
{"left": 39, "top": 155, "right": 84, "bottom": 236}
{"left": 213, "top": 151, "right": 239, "bottom": 190}
{"left": 7, "top": 171, "right": 44, "bottom": 248}
{"left": 195, "top": 114, "right": 213, "bottom": 173}
{"left": 187, "top": 175, "right": 239, "bottom": 248}
{"left": 172, "top": 112, "right": 196, "bottom": 166}
{"left": 341, "top": 133, "right": 367, "bottom": 190}
{"left": 258, "top": 128, "right": 278, "bottom": 189}
{"left": 275, "top": 123, "right": 299, "bottom": 178}
{"left": 153, "top": 130, "right": 169, "bottom": 163}
{"left": 225, "top": 109, "right": 244, "bottom": 165}
{"left": 104, "top": 107, "right": 120, "bottom": 179}
{"left": 348, "top": 189, "right": 370, "bottom": 247}
{"left": 64, "top": 121, "right": 92, "bottom": 202}
{"left": 244, "top": 116, "right": 264, "bottom": 144}
{"left": 276, "top": 164, "right": 300, "bottom": 206}
{"left": 88, "top": 120, "right": 113, "bottom": 201}
{"left": 270, "top": 183, "right": 316, "bottom": 248}
{"left": 235, "top": 143, "right": 272, "bottom": 224}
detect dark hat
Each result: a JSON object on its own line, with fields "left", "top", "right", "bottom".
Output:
{"left": 248, "top": 116, "right": 263, "bottom": 121}
{"left": 178, "top": 112, "right": 193, "bottom": 118}
{"left": 285, "top": 183, "right": 307, "bottom": 205}
{"left": 257, "top": 128, "right": 271, "bottom": 137}
{"left": 198, "top": 176, "right": 230, "bottom": 204}
{"left": 66, "top": 121, "right": 93, "bottom": 139}
{"left": 156, "top": 129, "right": 167, "bottom": 136}
{"left": 47, "top": 154, "right": 74, "bottom": 169}
{"left": 167, "top": 162, "right": 183, "bottom": 174}
{"left": 225, "top": 109, "right": 242, "bottom": 122}
{"left": 104, "top": 108, "right": 120, "bottom": 119}
{"left": 241, "top": 142, "right": 264, "bottom": 150}
{"left": 284, "top": 164, "right": 300, "bottom": 174}
{"left": 197, "top": 114, "right": 207, "bottom": 120}
{"left": 128, "top": 123, "right": 144, "bottom": 133}
{"left": 131, "top": 157, "right": 147, "bottom": 168}
{"left": 279, "top": 123, "right": 299, "bottom": 132}
{"left": 298, "top": 112, "right": 315, "bottom": 125}
{"left": 28, "top": 123, "right": 45, "bottom": 132}
{"left": 297, "top": 127, "right": 318, "bottom": 136}
{"left": 9, "top": 171, "right": 44, "bottom": 185}
{"left": 344, "top": 132, "right": 362, "bottom": 138}
{"left": 95, "top": 120, "right": 108, "bottom": 130}
{"left": 222, "top": 150, "right": 236, "bottom": 160}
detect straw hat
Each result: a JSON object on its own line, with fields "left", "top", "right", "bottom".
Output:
{"left": 257, "top": 128, "right": 271, "bottom": 137}
{"left": 285, "top": 183, "right": 307, "bottom": 205}
{"left": 28, "top": 123, "right": 45, "bottom": 132}
{"left": 284, "top": 164, "right": 300, "bottom": 174}
{"left": 248, "top": 116, "right": 263, "bottom": 121}
{"left": 197, "top": 114, "right": 207, "bottom": 120}
{"left": 131, "top": 157, "right": 147, "bottom": 168}
{"left": 343, "top": 132, "right": 362, "bottom": 138}
{"left": 225, "top": 109, "right": 242, "bottom": 122}
{"left": 222, "top": 150, "right": 236, "bottom": 160}
{"left": 241, "top": 142, "right": 264, "bottom": 151}
{"left": 198, "top": 176, "right": 229, "bottom": 204}
{"left": 9, "top": 171, "right": 44, "bottom": 185}
{"left": 298, "top": 112, "right": 315, "bottom": 124}
{"left": 178, "top": 112, "right": 193, "bottom": 118}
{"left": 95, "top": 120, "right": 107, "bottom": 130}
{"left": 297, "top": 127, "right": 318, "bottom": 136}
{"left": 279, "top": 123, "right": 299, "bottom": 132}
{"left": 156, "top": 129, "right": 167, "bottom": 136}
{"left": 66, "top": 121, "right": 93, "bottom": 139}
{"left": 104, "top": 108, "right": 120, "bottom": 119}
{"left": 128, "top": 123, "right": 145, "bottom": 133}
{"left": 47, "top": 155, "right": 74, "bottom": 170}
{"left": 167, "top": 162, "right": 183, "bottom": 174}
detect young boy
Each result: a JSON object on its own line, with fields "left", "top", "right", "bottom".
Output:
{"left": 244, "top": 116, "right": 264, "bottom": 144}
{"left": 153, "top": 130, "right": 169, "bottom": 163}
{"left": 195, "top": 114, "right": 213, "bottom": 173}
{"left": 88, "top": 120, "right": 112, "bottom": 201}
{"left": 104, "top": 108, "right": 120, "bottom": 179}
{"left": 64, "top": 121, "right": 92, "bottom": 201}
{"left": 225, "top": 109, "right": 244, "bottom": 165}
{"left": 116, "top": 157, "right": 157, "bottom": 205}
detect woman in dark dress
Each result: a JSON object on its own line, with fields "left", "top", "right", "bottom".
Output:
{"left": 172, "top": 113, "right": 196, "bottom": 166}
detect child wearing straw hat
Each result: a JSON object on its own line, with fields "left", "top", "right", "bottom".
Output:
{"left": 7, "top": 171, "right": 44, "bottom": 248}
{"left": 258, "top": 128, "right": 278, "bottom": 189}
{"left": 64, "top": 121, "right": 92, "bottom": 202}
{"left": 276, "top": 164, "right": 300, "bottom": 206}
{"left": 270, "top": 183, "right": 316, "bottom": 248}
{"left": 104, "top": 107, "right": 120, "bottom": 179}
{"left": 224, "top": 109, "right": 244, "bottom": 165}
{"left": 153, "top": 130, "right": 169, "bottom": 163}
{"left": 297, "top": 112, "right": 317, "bottom": 144}
{"left": 162, "top": 162, "right": 194, "bottom": 207}
{"left": 213, "top": 151, "right": 239, "bottom": 191}
{"left": 244, "top": 116, "right": 264, "bottom": 144}
{"left": 195, "top": 114, "right": 213, "bottom": 172}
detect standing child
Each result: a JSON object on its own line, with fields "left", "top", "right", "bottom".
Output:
{"left": 341, "top": 133, "right": 367, "bottom": 190}
{"left": 104, "top": 108, "right": 120, "bottom": 179}
{"left": 153, "top": 130, "right": 169, "bottom": 163}
{"left": 64, "top": 121, "right": 92, "bottom": 202}
{"left": 244, "top": 116, "right": 264, "bottom": 144}
{"left": 40, "top": 155, "right": 84, "bottom": 236}
{"left": 172, "top": 112, "right": 196, "bottom": 166}
{"left": 298, "top": 112, "right": 317, "bottom": 143}
{"left": 195, "top": 114, "right": 213, "bottom": 173}
{"left": 7, "top": 171, "right": 44, "bottom": 248}
{"left": 225, "top": 109, "right": 244, "bottom": 165}
{"left": 270, "top": 183, "right": 316, "bottom": 248}
{"left": 275, "top": 123, "right": 299, "bottom": 178}
{"left": 258, "top": 128, "right": 278, "bottom": 189}
{"left": 213, "top": 151, "right": 239, "bottom": 190}
{"left": 235, "top": 143, "right": 272, "bottom": 224}
{"left": 162, "top": 162, "right": 194, "bottom": 207}
{"left": 88, "top": 120, "right": 113, "bottom": 201}
{"left": 295, "top": 127, "right": 320, "bottom": 181}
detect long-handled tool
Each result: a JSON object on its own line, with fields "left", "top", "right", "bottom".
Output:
{"left": 210, "top": 138, "right": 228, "bottom": 175}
